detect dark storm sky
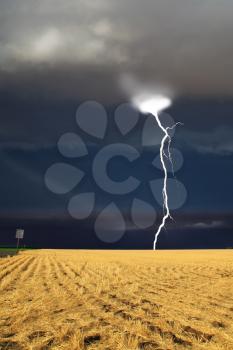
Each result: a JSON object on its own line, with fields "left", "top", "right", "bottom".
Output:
{"left": 0, "top": 0, "right": 233, "bottom": 248}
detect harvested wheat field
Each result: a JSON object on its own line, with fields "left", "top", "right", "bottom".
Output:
{"left": 0, "top": 250, "right": 233, "bottom": 350}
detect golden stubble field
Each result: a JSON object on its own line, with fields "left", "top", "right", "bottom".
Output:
{"left": 0, "top": 250, "right": 233, "bottom": 350}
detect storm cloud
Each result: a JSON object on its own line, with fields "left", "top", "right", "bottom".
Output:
{"left": 0, "top": 0, "right": 233, "bottom": 100}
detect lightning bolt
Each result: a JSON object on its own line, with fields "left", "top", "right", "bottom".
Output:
{"left": 151, "top": 113, "right": 182, "bottom": 249}
{"left": 133, "top": 95, "right": 182, "bottom": 250}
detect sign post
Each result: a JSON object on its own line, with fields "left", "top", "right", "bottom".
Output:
{"left": 16, "top": 229, "right": 24, "bottom": 250}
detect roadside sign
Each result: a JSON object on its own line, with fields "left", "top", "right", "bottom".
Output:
{"left": 16, "top": 229, "right": 24, "bottom": 239}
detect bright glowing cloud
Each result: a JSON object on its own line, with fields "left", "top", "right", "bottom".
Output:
{"left": 133, "top": 95, "right": 172, "bottom": 115}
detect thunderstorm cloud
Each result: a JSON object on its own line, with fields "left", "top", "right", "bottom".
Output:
{"left": 0, "top": 0, "right": 233, "bottom": 100}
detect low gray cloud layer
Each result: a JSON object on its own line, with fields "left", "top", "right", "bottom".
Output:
{"left": 188, "top": 220, "right": 225, "bottom": 229}
{"left": 177, "top": 126, "right": 233, "bottom": 155}
{"left": 0, "top": 0, "right": 233, "bottom": 100}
